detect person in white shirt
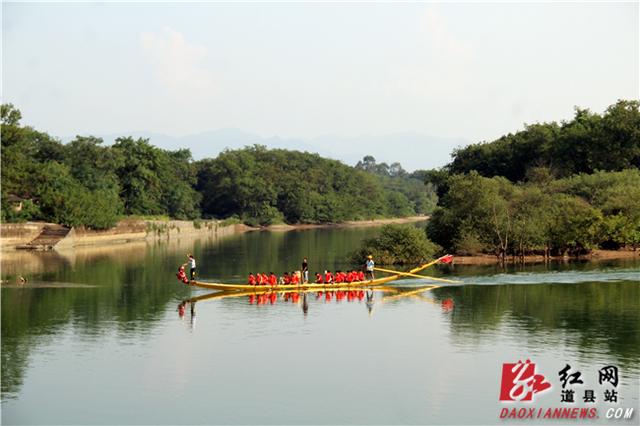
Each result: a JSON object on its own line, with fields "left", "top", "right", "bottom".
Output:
{"left": 365, "top": 255, "right": 375, "bottom": 280}
{"left": 186, "top": 254, "right": 196, "bottom": 280}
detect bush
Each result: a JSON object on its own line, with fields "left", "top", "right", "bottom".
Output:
{"left": 351, "top": 224, "right": 441, "bottom": 266}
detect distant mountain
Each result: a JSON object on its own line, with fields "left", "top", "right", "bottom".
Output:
{"left": 60, "top": 129, "right": 468, "bottom": 171}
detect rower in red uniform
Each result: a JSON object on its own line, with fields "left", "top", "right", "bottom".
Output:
{"left": 284, "top": 272, "right": 291, "bottom": 284}
{"left": 269, "top": 272, "right": 277, "bottom": 286}
{"left": 291, "top": 272, "right": 300, "bottom": 285}
{"left": 262, "top": 273, "right": 269, "bottom": 286}
{"left": 334, "top": 271, "right": 343, "bottom": 283}
{"left": 325, "top": 270, "right": 333, "bottom": 284}
{"left": 358, "top": 270, "right": 365, "bottom": 281}
{"left": 315, "top": 272, "right": 323, "bottom": 283}
{"left": 248, "top": 273, "right": 257, "bottom": 285}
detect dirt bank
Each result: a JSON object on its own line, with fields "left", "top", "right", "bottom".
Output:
{"left": 0, "top": 220, "right": 252, "bottom": 251}
{"left": 1, "top": 216, "right": 426, "bottom": 251}
{"left": 265, "top": 215, "right": 429, "bottom": 231}
{"left": 452, "top": 249, "right": 639, "bottom": 265}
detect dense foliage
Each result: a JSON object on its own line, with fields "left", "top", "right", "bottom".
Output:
{"left": 196, "top": 147, "right": 432, "bottom": 225}
{"left": 351, "top": 224, "right": 440, "bottom": 265}
{"left": 1, "top": 104, "right": 200, "bottom": 228}
{"left": 417, "top": 100, "right": 640, "bottom": 258}
{"left": 355, "top": 155, "right": 438, "bottom": 216}
{"left": 1, "top": 104, "right": 431, "bottom": 228}
{"left": 448, "top": 100, "right": 640, "bottom": 181}
{"left": 426, "top": 170, "right": 640, "bottom": 257}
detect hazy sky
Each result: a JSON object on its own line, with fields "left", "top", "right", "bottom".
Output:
{"left": 2, "top": 2, "right": 638, "bottom": 166}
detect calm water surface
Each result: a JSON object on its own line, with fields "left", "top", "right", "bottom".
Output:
{"left": 2, "top": 227, "right": 639, "bottom": 425}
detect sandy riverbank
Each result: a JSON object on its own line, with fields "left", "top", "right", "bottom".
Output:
{"left": 265, "top": 215, "right": 428, "bottom": 231}
{"left": 0, "top": 216, "right": 428, "bottom": 251}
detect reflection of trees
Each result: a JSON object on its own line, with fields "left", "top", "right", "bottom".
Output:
{"left": 0, "top": 253, "right": 187, "bottom": 399}
{"left": 431, "top": 282, "right": 640, "bottom": 368}
{"left": 1, "top": 227, "right": 384, "bottom": 400}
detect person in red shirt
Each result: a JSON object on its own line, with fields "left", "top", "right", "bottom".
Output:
{"left": 315, "top": 272, "right": 323, "bottom": 283}
{"left": 334, "top": 271, "right": 343, "bottom": 283}
{"left": 262, "top": 273, "right": 269, "bottom": 286}
{"left": 291, "top": 272, "right": 300, "bottom": 285}
{"left": 176, "top": 267, "right": 189, "bottom": 284}
{"left": 358, "top": 270, "right": 365, "bottom": 281}
{"left": 284, "top": 272, "right": 291, "bottom": 285}
{"left": 346, "top": 271, "right": 355, "bottom": 283}
{"left": 325, "top": 270, "right": 333, "bottom": 284}
{"left": 269, "top": 272, "right": 277, "bottom": 286}
{"left": 248, "top": 273, "right": 256, "bottom": 285}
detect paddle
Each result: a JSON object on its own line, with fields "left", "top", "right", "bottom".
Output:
{"left": 373, "top": 266, "right": 461, "bottom": 284}
{"left": 413, "top": 254, "right": 454, "bottom": 272}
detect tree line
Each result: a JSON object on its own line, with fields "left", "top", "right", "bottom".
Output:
{"left": 424, "top": 100, "right": 640, "bottom": 258}
{"left": 1, "top": 104, "right": 434, "bottom": 229}
{"left": 448, "top": 100, "right": 640, "bottom": 181}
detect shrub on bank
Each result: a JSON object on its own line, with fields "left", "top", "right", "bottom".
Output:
{"left": 351, "top": 224, "right": 441, "bottom": 266}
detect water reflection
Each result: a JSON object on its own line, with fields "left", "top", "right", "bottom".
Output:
{"left": 1, "top": 226, "right": 639, "bottom": 422}
{"left": 428, "top": 280, "right": 640, "bottom": 371}
{"left": 178, "top": 285, "right": 453, "bottom": 321}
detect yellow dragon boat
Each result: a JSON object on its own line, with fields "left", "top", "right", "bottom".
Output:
{"left": 187, "top": 255, "right": 453, "bottom": 292}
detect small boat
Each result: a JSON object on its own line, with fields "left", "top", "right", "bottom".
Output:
{"left": 187, "top": 255, "right": 452, "bottom": 292}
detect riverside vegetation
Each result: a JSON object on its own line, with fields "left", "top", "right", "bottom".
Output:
{"left": 0, "top": 104, "right": 435, "bottom": 228}
{"left": 2, "top": 100, "right": 639, "bottom": 260}
{"left": 357, "top": 100, "right": 639, "bottom": 263}
{"left": 425, "top": 100, "right": 640, "bottom": 259}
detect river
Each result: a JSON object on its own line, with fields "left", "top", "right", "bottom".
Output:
{"left": 1, "top": 226, "right": 639, "bottom": 425}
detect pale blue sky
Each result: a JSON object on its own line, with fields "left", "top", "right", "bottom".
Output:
{"left": 2, "top": 2, "right": 638, "bottom": 168}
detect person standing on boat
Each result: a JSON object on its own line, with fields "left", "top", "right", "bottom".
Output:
{"left": 301, "top": 257, "right": 309, "bottom": 283}
{"left": 187, "top": 254, "right": 196, "bottom": 280}
{"left": 365, "top": 255, "right": 375, "bottom": 280}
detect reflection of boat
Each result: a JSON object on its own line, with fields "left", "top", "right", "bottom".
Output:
{"left": 188, "top": 256, "right": 450, "bottom": 292}
{"left": 185, "top": 286, "right": 399, "bottom": 304}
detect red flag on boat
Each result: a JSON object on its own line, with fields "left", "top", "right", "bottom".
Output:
{"left": 439, "top": 254, "right": 454, "bottom": 264}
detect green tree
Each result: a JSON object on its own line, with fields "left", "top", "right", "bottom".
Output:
{"left": 32, "top": 162, "right": 120, "bottom": 229}
{"left": 351, "top": 224, "right": 441, "bottom": 265}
